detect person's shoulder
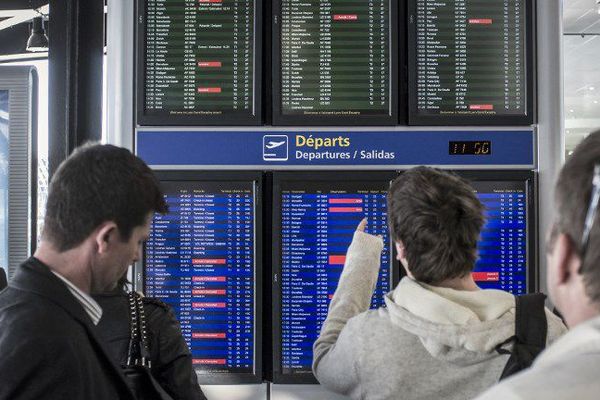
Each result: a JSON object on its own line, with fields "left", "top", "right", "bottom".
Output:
{"left": 476, "top": 358, "right": 600, "bottom": 400}
{"left": 0, "top": 289, "right": 75, "bottom": 338}
{"left": 142, "top": 296, "right": 171, "bottom": 313}
{"left": 1, "top": 287, "right": 59, "bottom": 314}
{"left": 142, "top": 296, "right": 177, "bottom": 322}
{"left": 475, "top": 381, "right": 524, "bottom": 400}
{"left": 475, "top": 364, "right": 553, "bottom": 400}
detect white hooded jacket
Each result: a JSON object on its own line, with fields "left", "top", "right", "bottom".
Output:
{"left": 313, "top": 232, "right": 567, "bottom": 400}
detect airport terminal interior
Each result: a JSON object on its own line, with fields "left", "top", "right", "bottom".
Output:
{"left": 0, "top": 1, "right": 592, "bottom": 399}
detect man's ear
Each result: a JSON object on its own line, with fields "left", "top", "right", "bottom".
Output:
{"left": 94, "top": 221, "right": 119, "bottom": 254}
{"left": 553, "top": 233, "right": 581, "bottom": 285}
{"left": 395, "top": 241, "right": 406, "bottom": 261}
{"left": 395, "top": 240, "right": 412, "bottom": 277}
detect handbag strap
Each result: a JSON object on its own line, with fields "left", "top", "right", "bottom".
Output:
{"left": 126, "top": 291, "right": 152, "bottom": 368}
{"left": 134, "top": 291, "right": 152, "bottom": 367}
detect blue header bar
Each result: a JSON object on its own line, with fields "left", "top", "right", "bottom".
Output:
{"left": 137, "top": 129, "right": 534, "bottom": 168}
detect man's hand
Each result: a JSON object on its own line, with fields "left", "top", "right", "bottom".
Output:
{"left": 357, "top": 218, "right": 367, "bottom": 232}
{"left": 357, "top": 218, "right": 383, "bottom": 239}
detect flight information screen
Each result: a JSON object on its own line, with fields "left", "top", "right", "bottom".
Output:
{"left": 145, "top": 181, "right": 255, "bottom": 375}
{"left": 409, "top": 0, "right": 530, "bottom": 124}
{"left": 278, "top": 181, "right": 392, "bottom": 374}
{"left": 277, "top": 0, "right": 392, "bottom": 118}
{"left": 472, "top": 181, "right": 527, "bottom": 294}
{"left": 140, "top": 0, "right": 257, "bottom": 122}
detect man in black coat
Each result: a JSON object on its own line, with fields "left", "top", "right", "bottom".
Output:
{"left": 0, "top": 144, "right": 168, "bottom": 400}
{"left": 0, "top": 268, "right": 6, "bottom": 290}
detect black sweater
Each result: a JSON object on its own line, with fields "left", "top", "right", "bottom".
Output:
{"left": 94, "top": 292, "right": 207, "bottom": 400}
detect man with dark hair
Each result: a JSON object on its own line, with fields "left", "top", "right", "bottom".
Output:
{"left": 476, "top": 132, "right": 600, "bottom": 399}
{"left": 313, "top": 166, "right": 566, "bottom": 400}
{"left": 0, "top": 144, "right": 167, "bottom": 400}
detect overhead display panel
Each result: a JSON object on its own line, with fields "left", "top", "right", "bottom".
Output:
{"left": 272, "top": 172, "right": 398, "bottom": 383}
{"left": 408, "top": 0, "right": 534, "bottom": 125}
{"left": 137, "top": 0, "right": 262, "bottom": 125}
{"left": 143, "top": 172, "right": 262, "bottom": 384}
{"left": 272, "top": 0, "right": 398, "bottom": 125}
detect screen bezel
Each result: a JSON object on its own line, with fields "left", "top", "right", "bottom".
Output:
{"left": 407, "top": 0, "right": 536, "bottom": 126}
{"left": 457, "top": 170, "right": 538, "bottom": 294}
{"left": 135, "top": 0, "right": 263, "bottom": 126}
{"left": 135, "top": 170, "right": 264, "bottom": 384}
{"left": 270, "top": 171, "right": 400, "bottom": 384}
{"left": 271, "top": 0, "right": 399, "bottom": 126}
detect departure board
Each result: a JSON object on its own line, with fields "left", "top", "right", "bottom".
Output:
{"left": 138, "top": 0, "right": 261, "bottom": 125}
{"left": 274, "top": 176, "right": 394, "bottom": 380}
{"left": 144, "top": 179, "right": 259, "bottom": 381}
{"left": 472, "top": 181, "right": 528, "bottom": 294}
{"left": 408, "top": 0, "right": 533, "bottom": 125}
{"left": 274, "top": 0, "right": 397, "bottom": 124}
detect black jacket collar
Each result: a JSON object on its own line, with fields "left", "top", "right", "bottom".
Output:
{"left": 11, "top": 257, "right": 95, "bottom": 327}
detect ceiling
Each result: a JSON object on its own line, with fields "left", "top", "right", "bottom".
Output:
{"left": 0, "top": 1, "right": 48, "bottom": 58}
{"left": 0, "top": 2, "right": 108, "bottom": 61}
{"left": 564, "top": 0, "right": 600, "bottom": 153}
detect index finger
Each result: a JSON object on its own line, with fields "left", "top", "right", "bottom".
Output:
{"left": 357, "top": 218, "right": 367, "bottom": 232}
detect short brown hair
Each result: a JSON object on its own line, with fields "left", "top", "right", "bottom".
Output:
{"left": 387, "top": 167, "right": 485, "bottom": 284}
{"left": 552, "top": 130, "right": 600, "bottom": 304}
{"left": 43, "top": 143, "right": 168, "bottom": 251}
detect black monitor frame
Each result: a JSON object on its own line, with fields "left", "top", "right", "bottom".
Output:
{"left": 270, "top": 171, "right": 400, "bottom": 384}
{"left": 271, "top": 0, "right": 399, "bottom": 126}
{"left": 407, "top": 0, "right": 536, "bottom": 126}
{"left": 393, "top": 170, "right": 537, "bottom": 294}
{"left": 136, "top": 170, "right": 264, "bottom": 384}
{"left": 135, "top": 0, "right": 263, "bottom": 126}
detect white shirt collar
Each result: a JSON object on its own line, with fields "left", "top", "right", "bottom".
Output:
{"left": 51, "top": 271, "right": 103, "bottom": 325}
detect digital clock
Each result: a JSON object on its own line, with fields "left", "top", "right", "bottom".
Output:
{"left": 449, "top": 141, "right": 491, "bottom": 155}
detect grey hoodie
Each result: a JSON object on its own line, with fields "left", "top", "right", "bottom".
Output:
{"left": 313, "top": 232, "right": 567, "bottom": 400}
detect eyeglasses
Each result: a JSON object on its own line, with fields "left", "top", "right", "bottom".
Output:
{"left": 580, "top": 164, "right": 600, "bottom": 267}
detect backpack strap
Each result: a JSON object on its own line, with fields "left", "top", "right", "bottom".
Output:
{"left": 515, "top": 294, "right": 548, "bottom": 350}
{"left": 498, "top": 293, "right": 548, "bottom": 380}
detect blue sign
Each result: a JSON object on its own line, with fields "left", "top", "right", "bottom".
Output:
{"left": 137, "top": 130, "right": 534, "bottom": 167}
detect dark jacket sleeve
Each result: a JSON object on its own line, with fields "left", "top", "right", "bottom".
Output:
{"left": 145, "top": 300, "right": 207, "bottom": 400}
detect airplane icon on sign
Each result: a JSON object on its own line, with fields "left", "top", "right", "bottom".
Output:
{"left": 263, "top": 135, "right": 288, "bottom": 161}
{"left": 265, "top": 141, "right": 286, "bottom": 150}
